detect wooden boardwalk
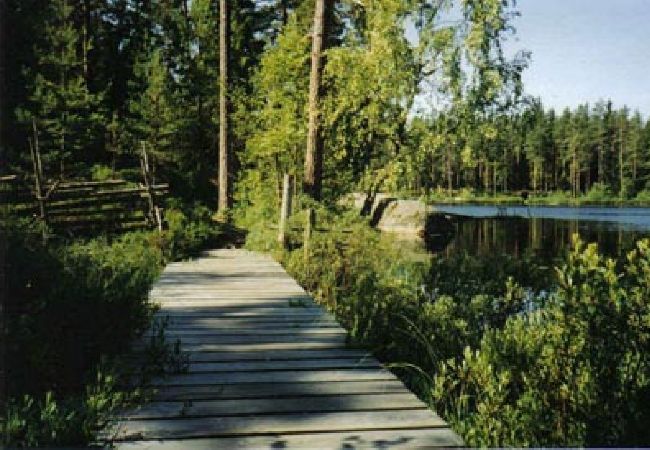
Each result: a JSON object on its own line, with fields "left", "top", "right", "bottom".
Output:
{"left": 109, "top": 249, "right": 462, "bottom": 449}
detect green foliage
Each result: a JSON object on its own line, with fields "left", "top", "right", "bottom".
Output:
{"left": 245, "top": 200, "right": 650, "bottom": 446}
{"left": 434, "top": 237, "right": 650, "bottom": 446}
{"left": 16, "top": 0, "right": 105, "bottom": 174}
{"left": 90, "top": 164, "right": 116, "bottom": 181}
{"left": 2, "top": 210, "right": 224, "bottom": 446}
{"left": 583, "top": 182, "right": 613, "bottom": 202}
{"left": 163, "top": 205, "right": 226, "bottom": 260}
{"left": 3, "top": 363, "right": 136, "bottom": 447}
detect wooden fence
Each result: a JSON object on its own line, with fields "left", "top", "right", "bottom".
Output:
{"left": 0, "top": 176, "right": 168, "bottom": 236}
{"left": 0, "top": 147, "right": 168, "bottom": 237}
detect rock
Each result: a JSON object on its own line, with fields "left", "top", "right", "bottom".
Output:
{"left": 344, "top": 193, "right": 455, "bottom": 246}
{"left": 374, "top": 199, "right": 428, "bottom": 236}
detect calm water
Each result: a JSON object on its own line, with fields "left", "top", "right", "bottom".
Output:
{"left": 428, "top": 204, "right": 650, "bottom": 262}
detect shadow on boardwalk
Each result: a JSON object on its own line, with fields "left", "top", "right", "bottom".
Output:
{"left": 107, "top": 249, "right": 463, "bottom": 449}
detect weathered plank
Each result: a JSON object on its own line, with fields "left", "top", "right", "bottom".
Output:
{"left": 173, "top": 348, "right": 372, "bottom": 362}
{"left": 113, "top": 428, "right": 464, "bottom": 449}
{"left": 110, "top": 409, "right": 448, "bottom": 441}
{"left": 146, "top": 327, "right": 346, "bottom": 336}
{"left": 151, "top": 368, "right": 396, "bottom": 387}
{"left": 120, "top": 393, "right": 424, "bottom": 419}
{"left": 151, "top": 380, "right": 409, "bottom": 401}
{"left": 163, "top": 320, "right": 340, "bottom": 329}
{"left": 184, "top": 357, "right": 381, "bottom": 373}
{"left": 150, "top": 299, "right": 317, "bottom": 308}
{"left": 135, "top": 340, "right": 351, "bottom": 352}
{"left": 142, "top": 333, "right": 348, "bottom": 346}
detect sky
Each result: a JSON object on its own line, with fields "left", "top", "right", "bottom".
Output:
{"left": 505, "top": 0, "right": 650, "bottom": 115}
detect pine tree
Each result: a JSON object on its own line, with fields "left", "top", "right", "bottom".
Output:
{"left": 128, "top": 49, "right": 176, "bottom": 179}
{"left": 21, "top": 0, "right": 104, "bottom": 176}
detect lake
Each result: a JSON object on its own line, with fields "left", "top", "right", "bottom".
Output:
{"left": 427, "top": 204, "right": 650, "bottom": 263}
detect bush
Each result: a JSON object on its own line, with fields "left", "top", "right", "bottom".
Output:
{"left": 584, "top": 182, "right": 614, "bottom": 202}
{"left": 2, "top": 207, "right": 225, "bottom": 447}
{"left": 634, "top": 189, "right": 650, "bottom": 203}
{"left": 433, "top": 237, "right": 650, "bottom": 446}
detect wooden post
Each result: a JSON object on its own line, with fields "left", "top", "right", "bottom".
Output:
{"left": 304, "top": 208, "right": 315, "bottom": 263}
{"left": 278, "top": 174, "right": 293, "bottom": 247}
{"left": 30, "top": 120, "right": 47, "bottom": 243}
{"left": 140, "top": 142, "right": 162, "bottom": 231}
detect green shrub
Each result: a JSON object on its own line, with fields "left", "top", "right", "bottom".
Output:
{"left": 634, "top": 189, "right": 650, "bottom": 203}
{"left": 433, "top": 237, "right": 650, "bottom": 446}
{"left": 90, "top": 164, "right": 115, "bottom": 181}
{"left": 583, "top": 182, "right": 614, "bottom": 202}
{"left": 2, "top": 207, "right": 225, "bottom": 446}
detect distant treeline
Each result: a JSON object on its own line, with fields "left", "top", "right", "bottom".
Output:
{"left": 407, "top": 101, "right": 650, "bottom": 198}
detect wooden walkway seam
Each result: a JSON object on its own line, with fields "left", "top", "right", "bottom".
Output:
{"left": 108, "top": 248, "right": 463, "bottom": 449}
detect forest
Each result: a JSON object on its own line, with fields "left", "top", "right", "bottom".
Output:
{"left": 1, "top": 0, "right": 649, "bottom": 447}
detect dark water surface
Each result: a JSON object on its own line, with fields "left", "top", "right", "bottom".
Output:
{"left": 429, "top": 204, "right": 650, "bottom": 262}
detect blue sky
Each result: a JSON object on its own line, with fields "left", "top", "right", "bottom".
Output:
{"left": 505, "top": 0, "right": 650, "bottom": 115}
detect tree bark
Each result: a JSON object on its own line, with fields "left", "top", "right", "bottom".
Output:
{"left": 218, "top": 0, "right": 231, "bottom": 211}
{"left": 304, "top": 0, "right": 328, "bottom": 200}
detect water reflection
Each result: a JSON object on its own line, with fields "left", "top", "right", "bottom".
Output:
{"left": 432, "top": 204, "right": 650, "bottom": 231}
{"left": 431, "top": 215, "right": 650, "bottom": 263}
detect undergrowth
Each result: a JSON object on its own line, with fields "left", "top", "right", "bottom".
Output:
{"left": 241, "top": 198, "right": 650, "bottom": 447}
{"left": 1, "top": 203, "right": 225, "bottom": 447}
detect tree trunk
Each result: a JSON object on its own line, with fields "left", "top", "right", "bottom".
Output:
{"left": 218, "top": 0, "right": 230, "bottom": 211}
{"left": 446, "top": 147, "right": 453, "bottom": 191}
{"left": 619, "top": 120, "right": 624, "bottom": 197}
{"left": 0, "top": 0, "right": 6, "bottom": 415}
{"left": 281, "top": 0, "right": 288, "bottom": 26}
{"left": 82, "top": 0, "right": 89, "bottom": 81}
{"left": 304, "top": 0, "right": 328, "bottom": 200}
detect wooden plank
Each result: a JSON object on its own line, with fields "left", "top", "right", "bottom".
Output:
{"left": 156, "top": 275, "right": 290, "bottom": 282}
{"left": 151, "top": 369, "right": 396, "bottom": 387}
{"left": 179, "top": 348, "right": 371, "bottom": 362}
{"left": 153, "top": 298, "right": 314, "bottom": 305}
{"left": 151, "top": 380, "right": 408, "bottom": 401}
{"left": 151, "top": 287, "right": 305, "bottom": 293}
{"left": 137, "top": 341, "right": 351, "bottom": 352}
{"left": 162, "top": 319, "right": 340, "bottom": 329}
{"left": 153, "top": 310, "right": 330, "bottom": 319}
{"left": 152, "top": 291, "right": 308, "bottom": 297}
{"left": 110, "top": 409, "right": 448, "bottom": 441}
{"left": 138, "top": 334, "right": 347, "bottom": 346}
{"left": 46, "top": 206, "right": 146, "bottom": 218}
{"left": 184, "top": 357, "right": 382, "bottom": 373}
{"left": 124, "top": 349, "right": 373, "bottom": 366}
{"left": 120, "top": 393, "right": 423, "bottom": 419}
{"left": 146, "top": 328, "right": 346, "bottom": 336}
{"left": 113, "top": 428, "right": 464, "bottom": 449}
